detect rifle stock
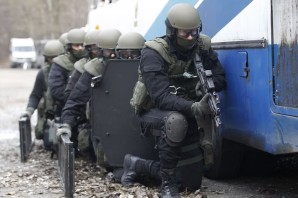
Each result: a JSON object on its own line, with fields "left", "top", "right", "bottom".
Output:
{"left": 194, "top": 54, "right": 221, "bottom": 127}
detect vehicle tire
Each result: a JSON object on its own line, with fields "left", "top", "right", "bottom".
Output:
{"left": 10, "top": 63, "right": 17, "bottom": 68}
{"left": 239, "top": 147, "right": 277, "bottom": 176}
{"left": 204, "top": 122, "right": 245, "bottom": 179}
{"left": 22, "top": 62, "right": 32, "bottom": 70}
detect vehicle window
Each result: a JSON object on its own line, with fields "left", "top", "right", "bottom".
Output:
{"left": 13, "top": 46, "right": 34, "bottom": 52}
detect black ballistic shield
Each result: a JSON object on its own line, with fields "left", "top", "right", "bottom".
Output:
{"left": 57, "top": 134, "right": 74, "bottom": 198}
{"left": 19, "top": 116, "right": 33, "bottom": 162}
{"left": 91, "top": 60, "right": 158, "bottom": 167}
{"left": 90, "top": 59, "right": 203, "bottom": 189}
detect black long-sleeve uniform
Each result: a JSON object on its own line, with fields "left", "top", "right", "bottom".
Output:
{"left": 48, "top": 63, "right": 70, "bottom": 103}
{"left": 48, "top": 60, "right": 75, "bottom": 117}
{"left": 64, "top": 57, "right": 88, "bottom": 101}
{"left": 61, "top": 71, "right": 93, "bottom": 128}
{"left": 61, "top": 57, "right": 105, "bottom": 128}
{"left": 26, "top": 69, "right": 47, "bottom": 110}
{"left": 140, "top": 44, "right": 226, "bottom": 117}
{"left": 136, "top": 36, "right": 226, "bottom": 183}
{"left": 64, "top": 69, "right": 83, "bottom": 101}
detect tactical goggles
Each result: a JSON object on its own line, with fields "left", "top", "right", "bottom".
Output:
{"left": 177, "top": 29, "right": 199, "bottom": 38}
{"left": 117, "top": 49, "right": 141, "bottom": 60}
{"left": 102, "top": 49, "right": 116, "bottom": 58}
{"left": 85, "top": 45, "right": 99, "bottom": 52}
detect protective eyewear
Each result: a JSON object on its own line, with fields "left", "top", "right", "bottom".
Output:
{"left": 103, "top": 49, "right": 116, "bottom": 58}
{"left": 177, "top": 29, "right": 199, "bottom": 38}
{"left": 85, "top": 45, "right": 99, "bottom": 52}
{"left": 118, "top": 49, "right": 141, "bottom": 60}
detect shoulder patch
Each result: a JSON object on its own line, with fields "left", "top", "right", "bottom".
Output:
{"left": 199, "top": 34, "right": 211, "bottom": 51}
{"left": 145, "top": 38, "right": 171, "bottom": 63}
{"left": 53, "top": 54, "right": 74, "bottom": 71}
{"left": 74, "top": 58, "right": 88, "bottom": 73}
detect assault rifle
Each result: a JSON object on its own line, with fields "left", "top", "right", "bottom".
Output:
{"left": 194, "top": 53, "right": 221, "bottom": 127}
{"left": 91, "top": 75, "right": 102, "bottom": 88}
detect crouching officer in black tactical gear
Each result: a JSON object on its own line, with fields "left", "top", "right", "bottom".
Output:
{"left": 122, "top": 3, "right": 226, "bottom": 198}
{"left": 20, "top": 40, "right": 64, "bottom": 142}
{"left": 48, "top": 28, "right": 87, "bottom": 119}
{"left": 60, "top": 29, "right": 103, "bottom": 155}
{"left": 56, "top": 28, "right": 121, "bottom": 158}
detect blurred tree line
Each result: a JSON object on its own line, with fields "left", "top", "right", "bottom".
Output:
{"left": 0, "top": 0, "right": 89, "bottom": 63}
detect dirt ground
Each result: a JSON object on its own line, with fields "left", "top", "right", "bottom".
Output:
{"left": 0, "top": 68, "right": 298, "bottom": 198}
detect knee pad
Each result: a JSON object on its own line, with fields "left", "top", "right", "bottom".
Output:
{"left": 164, "top": 112, "right": 188, "bottom": 146}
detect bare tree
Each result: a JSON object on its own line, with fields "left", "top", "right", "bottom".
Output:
{"left": 0, "top": 0, "right": 88, "bottom": 63}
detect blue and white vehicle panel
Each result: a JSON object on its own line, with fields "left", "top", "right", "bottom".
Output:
{"left": 197, "top": 0, "right": 298, "bottom": 154}
{"left": 87, "top": 0, "right": 298, "bottom": 154}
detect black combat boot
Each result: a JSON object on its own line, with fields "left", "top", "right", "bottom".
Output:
{"left": 160, "top": 168, "right": 181, "bottom": 198}
{"left": 121, "top": 154, "right": 160, "bottom": 187}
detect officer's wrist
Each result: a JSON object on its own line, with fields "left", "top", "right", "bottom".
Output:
{"left": 60, "top": 123, "right": 71, "bottom": 130}
{"left": 25, "top": 107, "right": 35, "bottom": 116}
{"left": 191, "top": 102, "right": 197, "bottom": 116}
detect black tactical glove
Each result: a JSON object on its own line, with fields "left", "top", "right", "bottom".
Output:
{"left": 56, "top": 123, "right": 71, "bottom": 143}
{"left": 191, "top": 93, "right": 212, "bottom": 116}
{"left": 20, "top": 107, "right": 34, "bottom": 119}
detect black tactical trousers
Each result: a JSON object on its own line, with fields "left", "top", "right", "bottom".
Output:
{"left": 138, "top": 108, "right": 198, "bottom": 170}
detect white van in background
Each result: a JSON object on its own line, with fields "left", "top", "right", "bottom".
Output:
{"left": 9, "top": 38, "right": 37, "bottom": 69}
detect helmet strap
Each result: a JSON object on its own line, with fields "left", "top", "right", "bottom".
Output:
{"left": 165, "top": 18, "right": 175, "bottom": 37}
